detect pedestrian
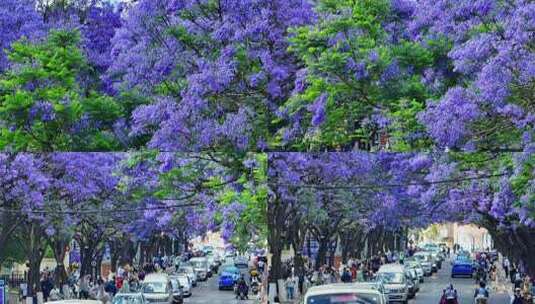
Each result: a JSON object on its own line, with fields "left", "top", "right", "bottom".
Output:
{"left": 341, "top": 268, "right": 351, "bottom": 283}
{"left": 514, "top": 272, "right": 523, "bottom": 290}
{"left": 104, "top": 277, "right": 117, "bottom": 296}
{"left": 511, "top": 265, "right": 517, "bottom": 284}
{"left": 120, "top": 277, "right": 130, "bottom": 293}
{"left": 298, "top": 271, "right": 304, "bottom": 295}
{"left": 79, "top": 275, "right": 90, "bottom": 299}
{"left": 503, "top": 257, "right": 510, "bottom": 278}
{"left": 285, "top": 275, "right": 296, "bottom": 300}
{"left": 511, "top": 288, "right": 524, "bottom": 304}
{"left": 41, "top": 273, "right": 54, "bottom": 302}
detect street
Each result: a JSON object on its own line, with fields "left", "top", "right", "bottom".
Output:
{"left": 185, "top": 272, "right": 257, "bottom": 304}
{"left": 410, "top": 261, "right": 511, "bottom": 304}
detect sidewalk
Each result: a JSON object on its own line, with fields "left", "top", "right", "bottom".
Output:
{"left": 489, "top": 255, "right": 514, "bottom": 301}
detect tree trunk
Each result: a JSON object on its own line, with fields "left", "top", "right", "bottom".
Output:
{"left": 267, "top": 197, "right": 287, "bottom": 283}
{"left": 51, "top": 238, "right": 68, "bottom": 287}
{"left": 110, "top": 241, "right": 119, "bottom": 273}
{"left": 26, "top": 223, "right": 45, "bottom": 298}
{"left": 315, "top": 238, "right": 329, "bottom": 270}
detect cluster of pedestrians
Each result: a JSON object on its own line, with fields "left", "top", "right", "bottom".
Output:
{"left": 277, "top": 250, "right": 406, "bottom": 301}
{"left": 23, "top": 256, "right": 177, "bottom": 304}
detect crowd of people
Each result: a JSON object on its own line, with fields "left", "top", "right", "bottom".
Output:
{"left": 24, "top": 256, "right": 183, "bottom": 304}
{"left": 276, "top": 249, "right": 411, "bottom": 301}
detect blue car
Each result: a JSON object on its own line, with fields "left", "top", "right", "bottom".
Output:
{"left": 451, "top": 257, "right": 473, "bottom": 278}
{"left": 218, "top": 266, "right": 241, "bottom": 290}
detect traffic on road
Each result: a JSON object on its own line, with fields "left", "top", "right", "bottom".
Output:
{"left": 299, "top": 243, "right": 532, "bottom": 304}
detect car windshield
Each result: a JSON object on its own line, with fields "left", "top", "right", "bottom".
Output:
{"left": 414, "top": 255, "right": 430, "bottom": 262}
{"left": 177, "top": 277, "right": 188, "bottom": 285}
{"left": 170, "top": 279, "right": 181, "bottom": 290}
{"left": 190, "top": 261, "right": 207, "bottom": 268}
{"left": 307, "top": 293, "right": 380, "bottom": 304}
{"left": 142, "top": 282, "right": 167, "bottom": 294}
{"left": 377, "top": 272, "right": 405, "bottom": 284}
{"left": 112, "top": 295, "right": 144, "bottom": 304}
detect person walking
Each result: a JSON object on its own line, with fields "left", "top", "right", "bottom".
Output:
{"left": 341, "top": 268, "right": 352, "bottom": 283}
{"left": 511, "top": 288, "right": 524, "bottom": 304}
{"left": 503, "top": 257, "right": 510, "bottom": 278}
{"left": 298, "top": 272, "right": 304, "bottom": 295}
{"left": 285, "top": 275, "right": 296, "bottom": 300}
{"left": 79, "top": 275, "right": 90, "bottom": 299}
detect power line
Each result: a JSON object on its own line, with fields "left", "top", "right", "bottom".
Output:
{"left": 0, "top": 201, "right": 204, "bottom": 215}
{"left": 268, "top": 172, "right": 511, "bottom": 190}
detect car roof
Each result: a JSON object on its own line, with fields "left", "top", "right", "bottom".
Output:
{"left": 305, "top": 284, "right": 381, "bottom": 298}
{"left": 170, "top": 274, "right": 188, "bottom": 279}
{"left": 115, "top": 293, "right": 143, "bottom": 297}
{"left": 189, "top": 257, "right": 207, "bottom": 261}
{"left": 45, "top": 301, "right": 102, "bottom": 304}
{"left": 144, "top": 273, "right": 169, "bottom": 282}
{"left": 378, "top": 264, "right": 405, "bottom": 272}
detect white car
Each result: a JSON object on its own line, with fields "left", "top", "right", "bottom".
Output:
{"left": 377, "top": 264, "right": 409, "bottom": 304}
{"left": 189, "top": 257, "right": 210, "bottom": 281}
{"left": 141, "top": 273, "right": 174, "bottom": 304}
{"left": 112, "top": 293, "right": 146, "bottom": 304}
{"left": 304, "top": 283, "right": 386, "bottom": 304}
{"left": 172, "top": 275, "right": 192, "bottom": 297}
{"left": 177, "top": 265, "right": 197, "bottom": 287}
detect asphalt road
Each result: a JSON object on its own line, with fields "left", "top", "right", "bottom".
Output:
{"left": 184, "top": 269, "right": 257, "bottom": 304}
{"left": 410, "top": 261, "right": 511, "bottom": 304}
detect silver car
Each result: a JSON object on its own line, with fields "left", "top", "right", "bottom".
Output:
{"left": 172, "top": 275, "right": 191, "bottom": 297}
{"left": 112, "top": 293, "right": 146, "bottom": 304}
{"left": 141, "top": 274, "right": 174, "bottom": 304}
{"left": 404, "top": 260, "right": 424, "bottom": 283}
{"left": 377, "top": 265, "right": 409, "bottom": 304}
{"left": 188, "top": 257, "right": 210, "bottom": 281}
{"left": 412, "top": 253, "right": 433, "bottom": 276}
{"left": 177, "top": 266, "right": 197, "bottom": 287}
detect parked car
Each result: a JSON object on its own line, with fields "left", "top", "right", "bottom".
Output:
{"left": 112, "top": 293, "right": 146, "bottom": 304}
{"left": 189, "top": 257, "right": 211, "bottom": 281}
{"left": 304, "top": 284, "right": 386, "bottom": 304}
{"left": 377, "top": 264, "right": 409, "bottom": 304}
{"left": 176, "top": 265, "right": 197, "bottom": 287}
{"left": 404, "top": 260, "right": 424, "bottom": 283}
{"left": 451, "top": 257, "right": 474, "bottom": 278}
{"left": 169, "top": 277, "right": 184, "bottom": 304}
{"left": 218, "top": 265, "right": 241, "bottom": 290}
{"left": 404, "top": 269, "right": 419, "bottom": 299}
{"left": 406, "top": 267, "right": 420, "bottom": 292}
{"left": 172, "top": 275, "right": 191, "bottom": 297}
{"left": 141, "top": 273, "right": 174, "bottom": 304}
{"left": 412, "top": 252, "right": 433, "bottom": 276}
